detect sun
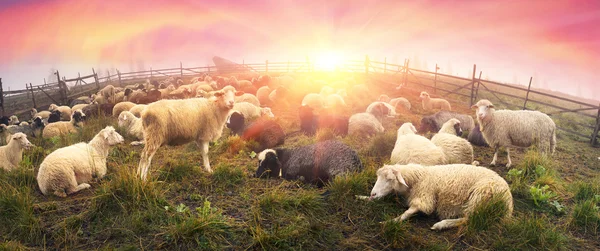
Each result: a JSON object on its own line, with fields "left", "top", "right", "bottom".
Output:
{"left": 314, "top": 51, "right": 343, "bottom": 71}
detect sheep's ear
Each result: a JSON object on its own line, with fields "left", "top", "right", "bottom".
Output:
{"left": 487, "top": 105, "right": 494, "bottom": 108}
{"left": 410, "top": 124, "right": 417, "bottom": 133}
{"left": 392, "top": 169, "right": 408, "bottom": 187}
{"left": 213, "top": 91, "right": 225, "bottom": 97}
{"left": 471, "top": 105, "right": 478, "bottom": 109}
{"left": 235, "top": 91, "right": 244, "bottom": 96}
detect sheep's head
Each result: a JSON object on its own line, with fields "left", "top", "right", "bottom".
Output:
{"left": 49, "top": 104, "right": 58, "bottom": 111}
{"left": 33, "top": 116, "right": 44, "bottom": 128}
{"left": 370, "top": 165, "right": 408, "bottom": 200}
{"left": 124, "top": 88, "right": 133, "bottom": 97}
{"left": 213, "top": 86, "right": 236, "bottom": 109}
{"left": 419, "top": 91, "right": 430, "bottom": 100}
{"left": 226, "top": 111, "right": 245, "bottom": 135}
{"left": 118, "top": 111, "right": 133, "bottom": 128}
{"left": 29, "top": 108, "right": 38, "bottom": 118}
{"left": 471, "top": 99, "right": 495, "bottom": 121}
{"left": 9, "top": 115, "right": 19, "bottom": 125}
{"left": 378, "top": 94, "right": 391, "bottom": 103}
{"left": 261, "top": 107, "right": 275, "bottom": 118}
{"left": 100, "top": 126, "right": 124, "bottom": 145}
{"left": 72, "top": 110, "right": 86, "bottom": 123}
{"left": 441, "top": 118, "right": 462, "bottom": 136}
{"left": 209, "top": 81, "right": 218, "bottom": 90}
{"left": 11, "top": 133, "right": 33, "bottom": 150}
{"left": 48, "top": 110, "right": 62, "bottom": 123}
{"left": 256, "top": 149, "right": 281, "bottom": 178}
{"left": 397, "top": 122, "right": 417, "bottom": 136}
{"left": 369, "top": 102, "right": 390, "bottom": 119}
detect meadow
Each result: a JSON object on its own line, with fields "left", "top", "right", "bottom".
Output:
{"left": 0, "top": 72, "right": 599, "bottom": 250}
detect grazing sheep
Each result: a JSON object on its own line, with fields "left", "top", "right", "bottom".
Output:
{"left": 368, "top": 164, "right": 513, "bottom": 230}
{"left": 390, "top": 123, "right": 447, "bottom": 165}
{"left": 232, "top": 102, "right": 274, "bottom": 120}
{"left": 301, "top": 93, "right": 325, "bottom": 110}
{"left": 256, "top": 86, "right": 271, "bottom": 106}
{"left": 226, "top": 112, "right": 285, "bottom": 152}
{"left": 43, "top": 110, "right": 86, "bottom": 138}
{"left": 419, "top": 111, "right": 475, "bottom": 134}
{"left": 137, "top": 86, "right": 237, "bottom": 180}
{"left": 256, "top": 140, "right": 363, "bottom": 186}
{"left": 348, "top": 113, "right": 384, "bottom": 138}
{"left": 82, "top": 104, "right": 114, "bottom": 118}
{"left": 129, "top": 104, "right": 147, "bottom": 117}
{"left": 431, "top": 119, "right": 476, "bottom": 165}
{"left": 235, "top": 93, "right": 261, "bottom": 107}
{"left": 47, "top": 110, "right": 62, "bottom": 123}
{"left": 299, "top": 105, "right": 349, "bottom": 136}
{"left": 389, "top": 97, "right": 411, "bottom": 111}
{"left": 112, "top": 101, "right": 137, "bottom": 117}
{"left": 37, "top": 126, "right": 124, "bottom": 197}
{"left": 420, "top": 91, "right": 451, "bottom": 111}
{"left": 118, "top": 111, "right": 144, "bottom": 145}
{"left": 472, "top": 99, "right": 556, "bottom": 168}
{"left": 0, "top": 133, "right": 33, "bottom": 171}
{"left": 468, "top": 124, "right": 489, "bottom": 147}
{"left": 5, "top": 117, "right": 45, "bottom": 139}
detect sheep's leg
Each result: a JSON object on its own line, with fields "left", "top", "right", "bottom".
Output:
{"left": 490, "top": 146, "right": 499, "bottom": 166}
{"left": 138, "top": 142, "right": 159, "bottom": 181}
{"left": 390, "top": 206, "right": 420, "bottom": 223}
{"left": 505, "top": 148, "right": 512, "bottom": 168}
{"left": 130, "top": 140, "right": 145, "bottom": 146}
{"left": 198, "top": 141, "right": 213, "bottom": 173}
{"left": 66, "top": 183, "right": 91, "bottom": 195}
{"left": 53, "top": 190, "right": 67, "bottom": 198}
{"left": 430, "top": 218, "right": 466, "bottom": 231}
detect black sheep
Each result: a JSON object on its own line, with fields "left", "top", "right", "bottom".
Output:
{"left": 226, "top": 111, "right": 284, "bottom": 152}
{"left": 468, "top": 124, "right": 489, "bottom": 147}
{"left": 47, "top": 110, "right": 62, "bottom": 123}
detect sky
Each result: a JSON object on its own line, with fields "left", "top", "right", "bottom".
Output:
{"left": 0, "top": 0, "right": 598, "bottom": 101}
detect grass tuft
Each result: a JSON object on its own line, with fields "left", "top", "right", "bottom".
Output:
{"left": 158, "top": 160, "right": 198, "bottom": 182}
{"left": 315, "top": 128, "right": 337, "bottom": 142}
{"left": 570, "top": 199, "right": 600, "bottom": 235}
{"left": 466, "top": 194, "right": 511, "bottom": 233}
{"left": 0, "top": 184, "right": 42, "bottom": 244}
{"left": 573, "top": 181, "right": 600, "bottom": 202}
{"left": 492, "top": 215, "right": 567, "bottom": 250}
{"left": 211, "top": 163, "right": 245, "bottom": 189}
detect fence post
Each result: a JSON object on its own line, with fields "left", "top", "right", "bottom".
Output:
{"left": 523, "top": 77, "right": 533, "bottom": 110}
{"left": 469, "top": 64, "right": 477, "bottom": 106}
{"left": 590, "top": 103, "right": 600, "bottom": 146}
{"left": 92, "top": 68, "right": 100, "bottom": 92}
{"left": 474, "top": 71, "right": 482, "bottom": 102}
{"left": 364, "top": 55, "right": 370, "bottom": 75}
{"left": 55, "top": 71, "right": 67, "bottom": 105}
{"left": 180, "top": 62, "right": 183, "bottom": 77}
{"left": 384, "top": 57, "right": 387, "bottom": 73}
{"left": 434, "top": 63, "right": 439, "bottom": 94}
{"left": 29, "top": 83, "right": 37, "bottom": 108}
{"left": 0, "top": 78, "right": 4, "bottom": 116}
{"left": 265, "top": 60, "right": 269, "bottom": 73}
{"left": 117, "top": 70, "right": 122, "bottom": 87}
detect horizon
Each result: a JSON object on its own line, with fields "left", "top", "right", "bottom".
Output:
{"left": 1, "top": 0, "right": 599, "bottom": 101}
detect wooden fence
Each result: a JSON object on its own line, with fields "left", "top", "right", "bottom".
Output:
{"left": 1, "top": 58, "right": 599, "bottom": 146}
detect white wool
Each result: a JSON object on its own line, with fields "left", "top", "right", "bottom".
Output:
{"left": 30, "top": 108, "right": 51, "bottom": 120}
{"left": 301, "top": 93, "right": 325, "bottom": 110}
{"left": 72, "top": 104, "right": 88, "bottom": 112}
{"left": 390, "top": 123, "right": 447, "bottom": 165}
{"left": 37, "top": 126, "right": 124, "bottom": 197}
{"left": 43, "top": 111, "right": 85, "bottom": 138}
{"left": 420, "top": 91, "right": 451, "bottom": 111}
{"left": 235, "top": 93, "right": 261, "bottom": 107}
{"left": 431, "top": 119, "right": 475, "bottom": 164}
{"left": 256, "top": 86, "right": 271, "bottom": 105}
{"left": 389, "top": 97, "right": 411, "bottom": 111}
{"left": 118, "top": 111, "right": 144, "bottom": 142}
{"left": 366, "top": 101, "right": 397, "bottom": 118}
{"left": 232, "top": 102, "right": 266, "bottom": 120}
{"left": 49, "top": 104, "right": 73, "bottom": 121}
{"left": 348, "top": 112, "right": 384, "bottom": 137}
{"left": 9, "top": 115, "right": 19, "bottom": 125}
{"left": 112, "top": 101, "right": 137, "bottom": 117}
{"left": 0, "top": 133, "right": 32, "bottom": 171}
{"left": 325, "top": 94, "right": 347, "bottom": 109}
{"left": 129, "top": 104, "right": 148, "bottom": 117}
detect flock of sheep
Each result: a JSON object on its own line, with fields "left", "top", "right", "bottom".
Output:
{"left": 0, "top": 72, "right": 557, "bottom": 231}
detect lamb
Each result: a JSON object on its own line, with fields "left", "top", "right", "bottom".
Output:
{"left": 43, "top": 110, "right": 86, "bottom": 138}
{"left": 299, "top": 105, "right": 349, "bottom": 136}
{"left": 368, "top": 164, "right": 513, "bottom": 230}
{"left": 235, "top": 93, "right": 261, "bottom": 107}
{"left": 0, "top": 133, "right": 33, "bottom": 171}
{"left": 348, "top": 113, "right": 384, "bottom": 138}
{"left": 468, "top": 124, "right": 489, "bottom": 147}
{"left": 129, "top": 104, "right": 147, "bottom": 117}
{"left": 419, "top": 111, "right": 475, "bottom": 134}
{"left": 118, "top": 111, "right": 144, "bottom": 145}
{"left": 301, "top": 93, "right": 325, "bottom": 110}
{"left": 137, "top": 86, "right": 237, "bottom": 180}
{"left": 420, "top": 91, "right": 451, "bottom": 111}
{"left": 226, "top": 111, "right": 285, "bottom": 152}
{"left": 127, "top": 89, "right": 147, "bottom": 103}
{"left": 36, "top": 126, "right": 124, "bottom": 197}
{"left": 430, "top": 119, "right": 476, "bottom": 165}
{"left": 112, "top": 101, "right": 137, "bottom": 117}
{"left": 256, "top": 140, "right": 363, "bottom": 186}
{"left": 5, "top": 117, "right": 45, "bottom": 139}
{"left": 390, "top": 123, "right": 447, "bottom": 165}
{"left": 49, "top": 104, "right": 73, "bottom": 121}
{"left": 232, "top": 102, "right": 274, "bottom": 120}
{"left": 256, "top": 86, "right": 271, "bottom": 106}
{"left": 472, "top": 99, "right": 556, "bottom": 168}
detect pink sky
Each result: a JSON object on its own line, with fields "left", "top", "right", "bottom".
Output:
{"left": 0, "top": 0, "right": 598, "bottom": 100}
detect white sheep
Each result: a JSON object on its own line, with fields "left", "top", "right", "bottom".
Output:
{"left": 368, "top": 164, "right": 513, "bottom": 230}
{"left": 37, "top": 126, "right": 124, "bottom": 197}
{"left": 301, "top": 93, "right": 325, "bottom": 110}
{"left": 112, "top": 101, "right": 137, "bottom": 117}
{"left": 71, "top": 104, "right": 89, "bottom": 113}
{"left": 320, "top": 86, "right": 335, "bottom": 97}
{"left": 390, "top": 123, "right": 447, "bottom": 165}
{"left": 378, "top": 94, "right": 391, "bottom": 103}
{"left": 137, "top": 86, "right": 237, "bottom": 181}
{"left": 232, "top": 102, "right": 274, "bottom": 120}
{"left": 325, "top": 94, "right": 347, "bottom": 110}
{"left": 348, "top": 112, "right": 384, "bottom": 137}
{"left": 235, "top": 93, "right": 261, "bottom": 107}
{"left": 9, "top": 115, "right": 20, "bottom": 125}
{"left": 431, "top": 119, "right": 476, "bottom": 165}
{"left": 43, "top": 110, "right": 86, "bottom": 138}
{"left": 420, "top": 91, "right": 451, "bottom": 111}
{"left": 472, "top": 99, "right": 556, "bottom": 168}
{"left": 366, "top": 102, "right": 397, "bottom": 118}
{"left": 129, "top": 104, "right": 147, "bottom": 117}
{"left": 92, "top": 94, "right": 108, "bottom": 105}
{"left": 256, "top": 86, "right": 271, "bottom": 105}
{"left": 99, "top": 85, "right": 116, "bottom": 102}
{"left": 30, "top": 108, "right": 51, "bottom": 121}
{"left": 160, "top": 85, "right": 176, "bottom": 99}
{"left": 389, "top": 97, "right": 411, "bottom": 111}
{"left": 0, "top": 133, "right": 33, "bottom": 171}
{"left": 118, "top": 111, "right": 144, "bottom": 146}
{"left": 49, "top": 104, "right": 73, "bottom": 121}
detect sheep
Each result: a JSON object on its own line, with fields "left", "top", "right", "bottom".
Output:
{"left": 118, "top": 111, "right": 144, "bottom": 145}
{"left": 299, "top": 105, "right": 349, "bottom": 136}
{"left": 472, "top": 99, "right": 556, "bottom": 168}
{"left": 366, "top": 102, "right": 396, "bottom": 119}
{"left": 8, "top": 115, "right": 20, "bottom": 125}
{"left": 368, "top": 164, "right": 513, "bottom": 230}
{"left": 390, "top": 123, "right": 447, "bottom": 165}
{"left": 43, "top": 110, "right": 86, "bottom": 138}
{"left": 226, "top": 111, "right": 285, "bottom": 152}
{"left": 82, "top": 104, "right": 114, "bottom": 118}
{"left": 70, "top": 96, "right": 91, "bottom": 107}
{"left": 325, "top": 94, "right": 347, "bottom": 110}
{"left": 301, "top": 93, "right": 325, "bottom": 110}
{"left": 47, "top": 110, "right": 62, "bottom": 123}
{"left": 256, "top": 140, "right": 363, "bottom": 186}
{"left": 127, "top": 89, "right": 147, "bottom": 103}
{"left": 420, "top": 91, "right": 451, "bottom": 111}
{"left": 468, "top": 124, "right": 489, "bottom": 147}
{"left": 268, "top": 86, "right": 289, "bottom": 106}
{"left": 71, "top": 104, "right": 89, "bottom": 113}
{"left": 99, "top": 85, "right": 116, "bottom": 102}
{"left": 168, "top": 86, "right": 193, "bottom": 99}
{"left": 137, "top": 89, "right": 162, "bottom": 104}
{"left": 419, "top": 111, "right": 475, "bottom": 134}
{"left": 431, "top": 119, "right": 476, "bottom": 165}
{"left": 235, "top": 93, "right": 261, "bottom": 107}
{"left": 0, "top": 133, "right": 33, "bottom": 171}
{"left": 49, "top": 104, "right": 72, "bottom": 121}
{"left": 348, "top": 113, "right": 384, "bottom": 138}
{"left": 30, "top": 108, "right": 51, "bottom": 121}
{"left": 137, "top": 86, "right": 237, "bottom": 181}
{"left": 389, "top": 97, "right": 411, "bottom": 111}
{"left": 160, "top": 85, "right": 176, "bottom": 99}
{"left": 232, "top": 102, "right": 274, "bottom": 120}
{"left": 36, "top": 126, "right": 124, "bottom": 197}
{"left": 378, "top": 94, "right": 391, "bottom": 103}
{"left": 129, "top": 104, "right": 147, "bottom": 117}
{"left": 256, "top": 86, "right": 271, "bottom": 106}
{"left": 92, "top": 94, "right": 108, "bottom": 104}
{"left": 5, "top": 117, "right": 45, "bottom": 139}
{"left": 112, "top": 101, "right": 137, "bottom": 117}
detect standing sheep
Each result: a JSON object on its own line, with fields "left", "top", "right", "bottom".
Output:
{"left": 472, "top": 99, "right": 556, "bottom": 167}
{"left": 420, "top": 91, "right": 451, "bottom": 111}
{"left": 43, "top": 110, "right": 86, "bottom": 138}
{"left": 37, "top": 126, "right": 124, "bottom": 197}
{"left": 419, "top": 111, "right": 475, "bottom": 134}
{"left": 256, "top": 140, "right": 363, "bottom": 186}
{"left": 390, "top": 123, "right": 447, "bottom": 165}
{"left": 368, "top": 164, "right": 513, "bottom": 230}
{"left": 0, "top": 133, "right": 33, "bottom": 171}
{"left": 137, "top": 86, "right": 237, "bottom": 180}
{"left": 118, "top": 111, "right": 144, "bottom": 146}
{"left": 431, "top": 119, "right": 476, "bottom": 165}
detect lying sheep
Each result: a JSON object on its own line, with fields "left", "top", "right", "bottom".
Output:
{"left": 366, "top": 102, "right": 396, "bottom": 120}
{"left": 299, "top": 105, "right": 349, "bottom": 136}
{"left": 320, "top": 86, "right": 335, "bottom": 97}
{"left": 368, "top": 164, "right": 513, "bottom": 230}
{"left": 43, "top": 110, "right": 86, "bottom": 138}
{"left": 137, "top": 86, "right": 237, "bottom": 180}
{"left": 431, "top": 119, "right": 476, "bottom": 165}
{"left": 420, "top": 91, "right": 451, "bottom": 111}
{"left": 47, "top": 110, "right": 62, "bottom": 123}
{"left": 118, "top": 111, "right": 144, "bottom": 146}
{"left": 325, "top": 94, "right": 347, "bottom": 110}
{"left": 235, "top": 93, "right": 261, "bottom": 107}
{"left": 0, "top": 133, "right": 33, "bottom": 171}
{"left": 472, "top": 99, "right": 556, "bottom": 167}
{"left": 112, "top": 101, "right": 137, "bottom": 117}
{"left": 419, "top": 110, "right": 475, "bottom": 134}
{"left": 9, "top": 115, "right": 20, "bottom": 125}
{"left": 37, "top": 126, "right": 124, "bottom": 197}
{"left": 160, "top": 85, "right": 176, "bottom": 99}
{"left": 468, "top": 124, "right": 489, "bottom": 147}
{"left": 129, "top": 104, "right": 147, "bottom": 117}
{"left": 92, "top": 94, "right": 108, "bottom": 105}
{"left": 268, "top": 86, "right": 289, "bottom": 106}
{"left": 256, "top": 86, "right": 271, "bottom": 106}
{"left": 378, "top": 94, "right": 391, "bottom": 103}
{"left": 256, "top": 140, "right": 363, "bottom": 186}
{"left": 5, "top": 117, "right": 45, "bottom": 139}
{"left": 348, "top": 113, "right": 384, "bottom": 138}
{"left": 70, "top": 96, "right": 91, "bottom": 107}
{"left": 82, "top": 104, "right": 114, "bottom": 118}
{"left": 71, "top": 104, "right": 89, "bottom": 113}
{"left": 389, "top": 97, "right": 411, "bottom": 111}
{"left": 302, "top": 93, "right": 325, "bottom": 110}
{"left": 232, "top": 102, "right": 274, "bottom": 120}
{"left": 30, "top": 108, "right": 51, "bottom": 122}
{"left": 137, "top": 89, "right": 162, "bottom": 104}
{"left": 226, "top": 112, "right": 285, "bottom": 152}
{"left": 390, "top": 123, "right": 447, "bottom": 165}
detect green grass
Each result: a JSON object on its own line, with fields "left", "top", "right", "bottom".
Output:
{"left": 466, "top": 194, "right": 512, "bottom": 233}
{"left": 491, "top": 215, "right": 567, "bottom": 250}
{"left": 0, "top": 184, "right": 41, "bottom": 244}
